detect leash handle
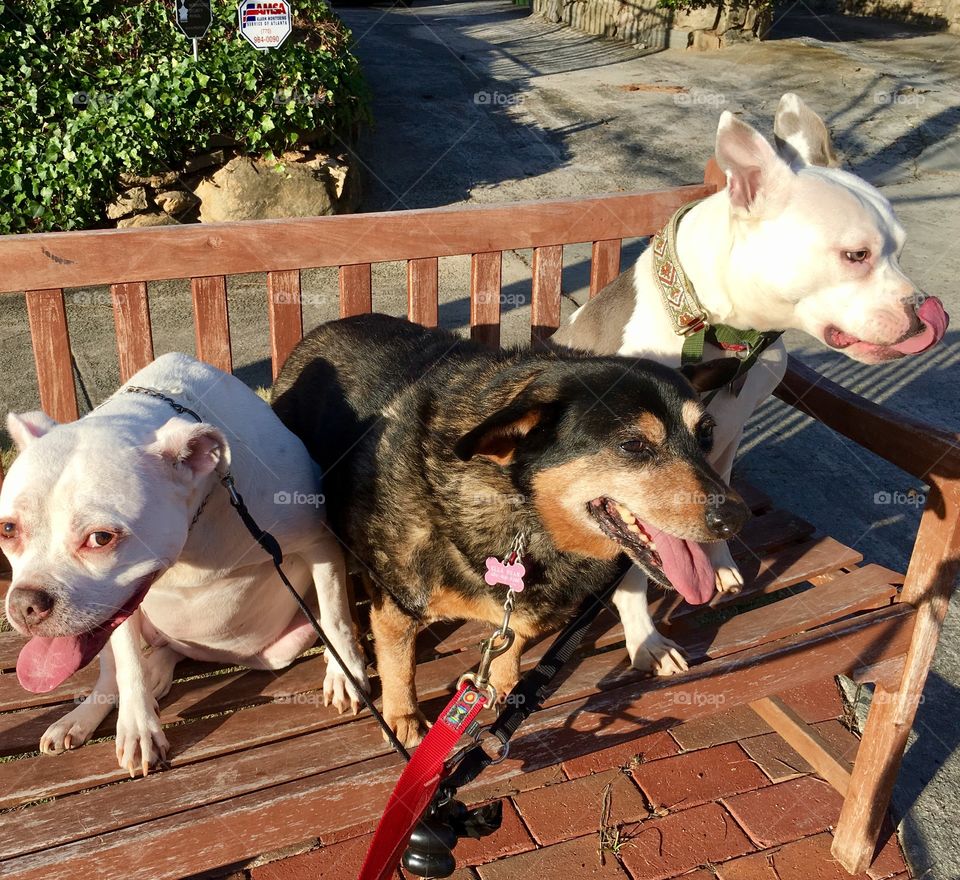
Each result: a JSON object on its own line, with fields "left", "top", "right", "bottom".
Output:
{"left": 358, "top": 683, "right": 490, "bottom": 880}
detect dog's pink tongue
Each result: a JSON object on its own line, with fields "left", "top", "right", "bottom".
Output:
{"left": 647, "top": 527, "right": 715, "bottom": 605}
{"left": 891, "top": 297, "right": 949, "bottom": 355}
{"left": 16, "top": 635, "right": 90, "bottom": 693}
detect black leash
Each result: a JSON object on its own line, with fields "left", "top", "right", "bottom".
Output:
{"left": 220, "top": 473, "right": 413, "bottom": 763}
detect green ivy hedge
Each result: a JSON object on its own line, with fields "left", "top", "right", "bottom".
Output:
{"left": 0, "top": 0, "right": 369, "bottom": 234}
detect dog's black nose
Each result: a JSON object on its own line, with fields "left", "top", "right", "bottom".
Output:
{"left": 8, "top": 587, "right": 55, "bottom": 629}
{"left": 706, "top": 496, "right": 750, "bottom": 540}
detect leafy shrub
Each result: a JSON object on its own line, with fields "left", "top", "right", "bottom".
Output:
{"left": 0, "top": 0, "right": 369, "bottom": 233}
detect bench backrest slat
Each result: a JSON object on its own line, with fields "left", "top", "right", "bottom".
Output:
{"left": 24, "top": 289, "right": 79, "bottom": 424}
{"left": 469, "top": 251, "right": 503, "bottom": 348}
{"left": 407, "top": 257, "right": 439, "bottom": 327}
{"left": 339, "top": 263, "right": 373, "bottom": 318}
{"left": 266, "top": 270, "right": 304, "bottom": 380}
{"left": 191, "top": 276, "right": 233, "bottom": 374}
{"left": 531, "top": 244, "right": 563, "bottom": 346}
{"left": 589, "top": 239, "right": 622, "bottom": 298}
{"left": 111, "top": 282, "right": 155, "bottom": 383}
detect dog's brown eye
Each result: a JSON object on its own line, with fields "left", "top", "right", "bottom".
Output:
{"left": 0, "top": 522, "right": 17, "bottom": 540}
{"left": 84, "top": 531, "right": 115, "bottom": 549}
{"left": 696, "top": 420, "right": 715, "bottom": 452}
{"left": 620, "top": 439, "right": 654, "bottom": 461}
{"left": 844, "top": 249, "right": 870, "bottom": 263}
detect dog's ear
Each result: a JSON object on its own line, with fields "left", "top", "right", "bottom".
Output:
{"left": 680, "top": 357, "right": 742, "bottom": 393}
{"left": 148, "top": 418, "right": 230, "bottom": 479}
{"left": 7, "top": 411, "right": 58, "bottom": 451}
{"left": 715, "top": 111, "right": 793, "bottom": 217}
{"left": 773, "top": 93, "right": 839, "bottom": 169}
{"left": 453, "top": 401, "right": 548, "bottom": 465}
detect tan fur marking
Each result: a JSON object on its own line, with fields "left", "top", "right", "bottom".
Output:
{"left": 682, "top": 399, "right": 704, "bottom": 434}
{"left": 635, "top": 412, "right": 666, "bottom": 445}
{"left": 367, "top": 584, "right": 423, "bottom": 741}
{"left": 474, "top": 408, "right": 543, "bottom": 465}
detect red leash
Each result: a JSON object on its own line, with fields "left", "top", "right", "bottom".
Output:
{"left": 358, "top": 682, "right": 490, "bottom": 880}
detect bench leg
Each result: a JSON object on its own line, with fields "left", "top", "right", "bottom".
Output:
{"left": 832, "top": 499, "right": 960, "bottom": 873}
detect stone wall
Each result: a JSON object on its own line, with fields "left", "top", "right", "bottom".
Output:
{"left": 533, "top": 0, "right": 956, "bottom": 50}
{"left": 835, "top": 0, "right": 959, "bottom": 31}
{"left": 532, "top": 0, "right": 766, "bottom": 50}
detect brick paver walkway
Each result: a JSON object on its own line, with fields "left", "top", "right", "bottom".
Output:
{"left": 212, "top": 677, "right": 911, "bottom": 880}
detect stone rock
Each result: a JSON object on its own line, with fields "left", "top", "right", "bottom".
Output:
{"left": 116, "top": 210, "right": 179, "bottom": 228}
{"left": 717, "top": 4, "right": 748, "bottom": 33}
{"left": 106, "top": 186, "right": 148, "bottom": 220}
{"left": 183, "top": 149, "right": 227, "bottom": 174}
{"left": 193, "top": 156, "right": 339, "bottom": 223}
{"left": 155, "top": 189, "right": 200, "bottom": 216}
{"left": 688, "top": 28, "right": 722, "bottom": 50}
{"left": 674, "top": 6, "right": 719, "bottom": 29}
{"left": 119, "top": 170, "right": 180, "bottom": 189}
{"left": 721, "top": 27, "right": 755, "bottom": 44}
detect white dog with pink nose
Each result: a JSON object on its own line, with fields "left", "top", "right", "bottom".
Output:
{"left": 1, "top": 353, "right": 369, "bottom": 776}
{"left": 554, "top": 94, "right": 948, "bottom": 675}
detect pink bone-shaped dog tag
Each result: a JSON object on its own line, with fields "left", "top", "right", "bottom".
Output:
{"left": 484, "top": 557, "right": 526, "bottom": 592}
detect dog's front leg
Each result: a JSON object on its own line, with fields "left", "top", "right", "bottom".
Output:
{"left": 613, "top": 565, "right": 688, "bottom": 675}
{"left": 705, "top": 433, "right": 746, "bottom": 594}
{"left": 308, "top": 536, "right": 371, "bottom": 714}
{"left": 111, "top": 610, "right": 169, "bottom": 777}
{"left": 369, "top": 592, "right": 428, "bottom": 748}
{"left": 704, "top": 341, "right": 787, "bottom": 594}
{"left": 40, "top": 643, "right": 119, "bottom": 754}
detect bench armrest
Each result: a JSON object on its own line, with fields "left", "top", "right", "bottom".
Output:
{"left": 774, "top": 355, "right": 960, "bottom": 487}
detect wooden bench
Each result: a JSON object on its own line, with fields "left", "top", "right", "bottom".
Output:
{"left": 0, "top": 162, "right": 956, "bottom": 879}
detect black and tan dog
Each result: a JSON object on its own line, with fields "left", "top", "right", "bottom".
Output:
{"left": 272, "top": 314, "right": 749, "bottom": 747}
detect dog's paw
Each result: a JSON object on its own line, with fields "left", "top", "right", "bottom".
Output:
{"left": 385, "top": 711, "right": 431, "bottom": 749}
{"left": 323, "top": 653, "right": 371, "bottom": 715}
{"left": 628, "top": 630, "right": 689, "bottom": 676}
{"left": 707, "top": 541, "right": 744, "bottom": 594}
{"left": 115, "top": 699, "right": 168, "bottom": 777}
{"left": 40, "top": 701, "right": 111, "bottom": 754}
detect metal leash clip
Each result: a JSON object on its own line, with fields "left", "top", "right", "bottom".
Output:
{"left": 458, "top": 532, "right": 527, "bottom": 708}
